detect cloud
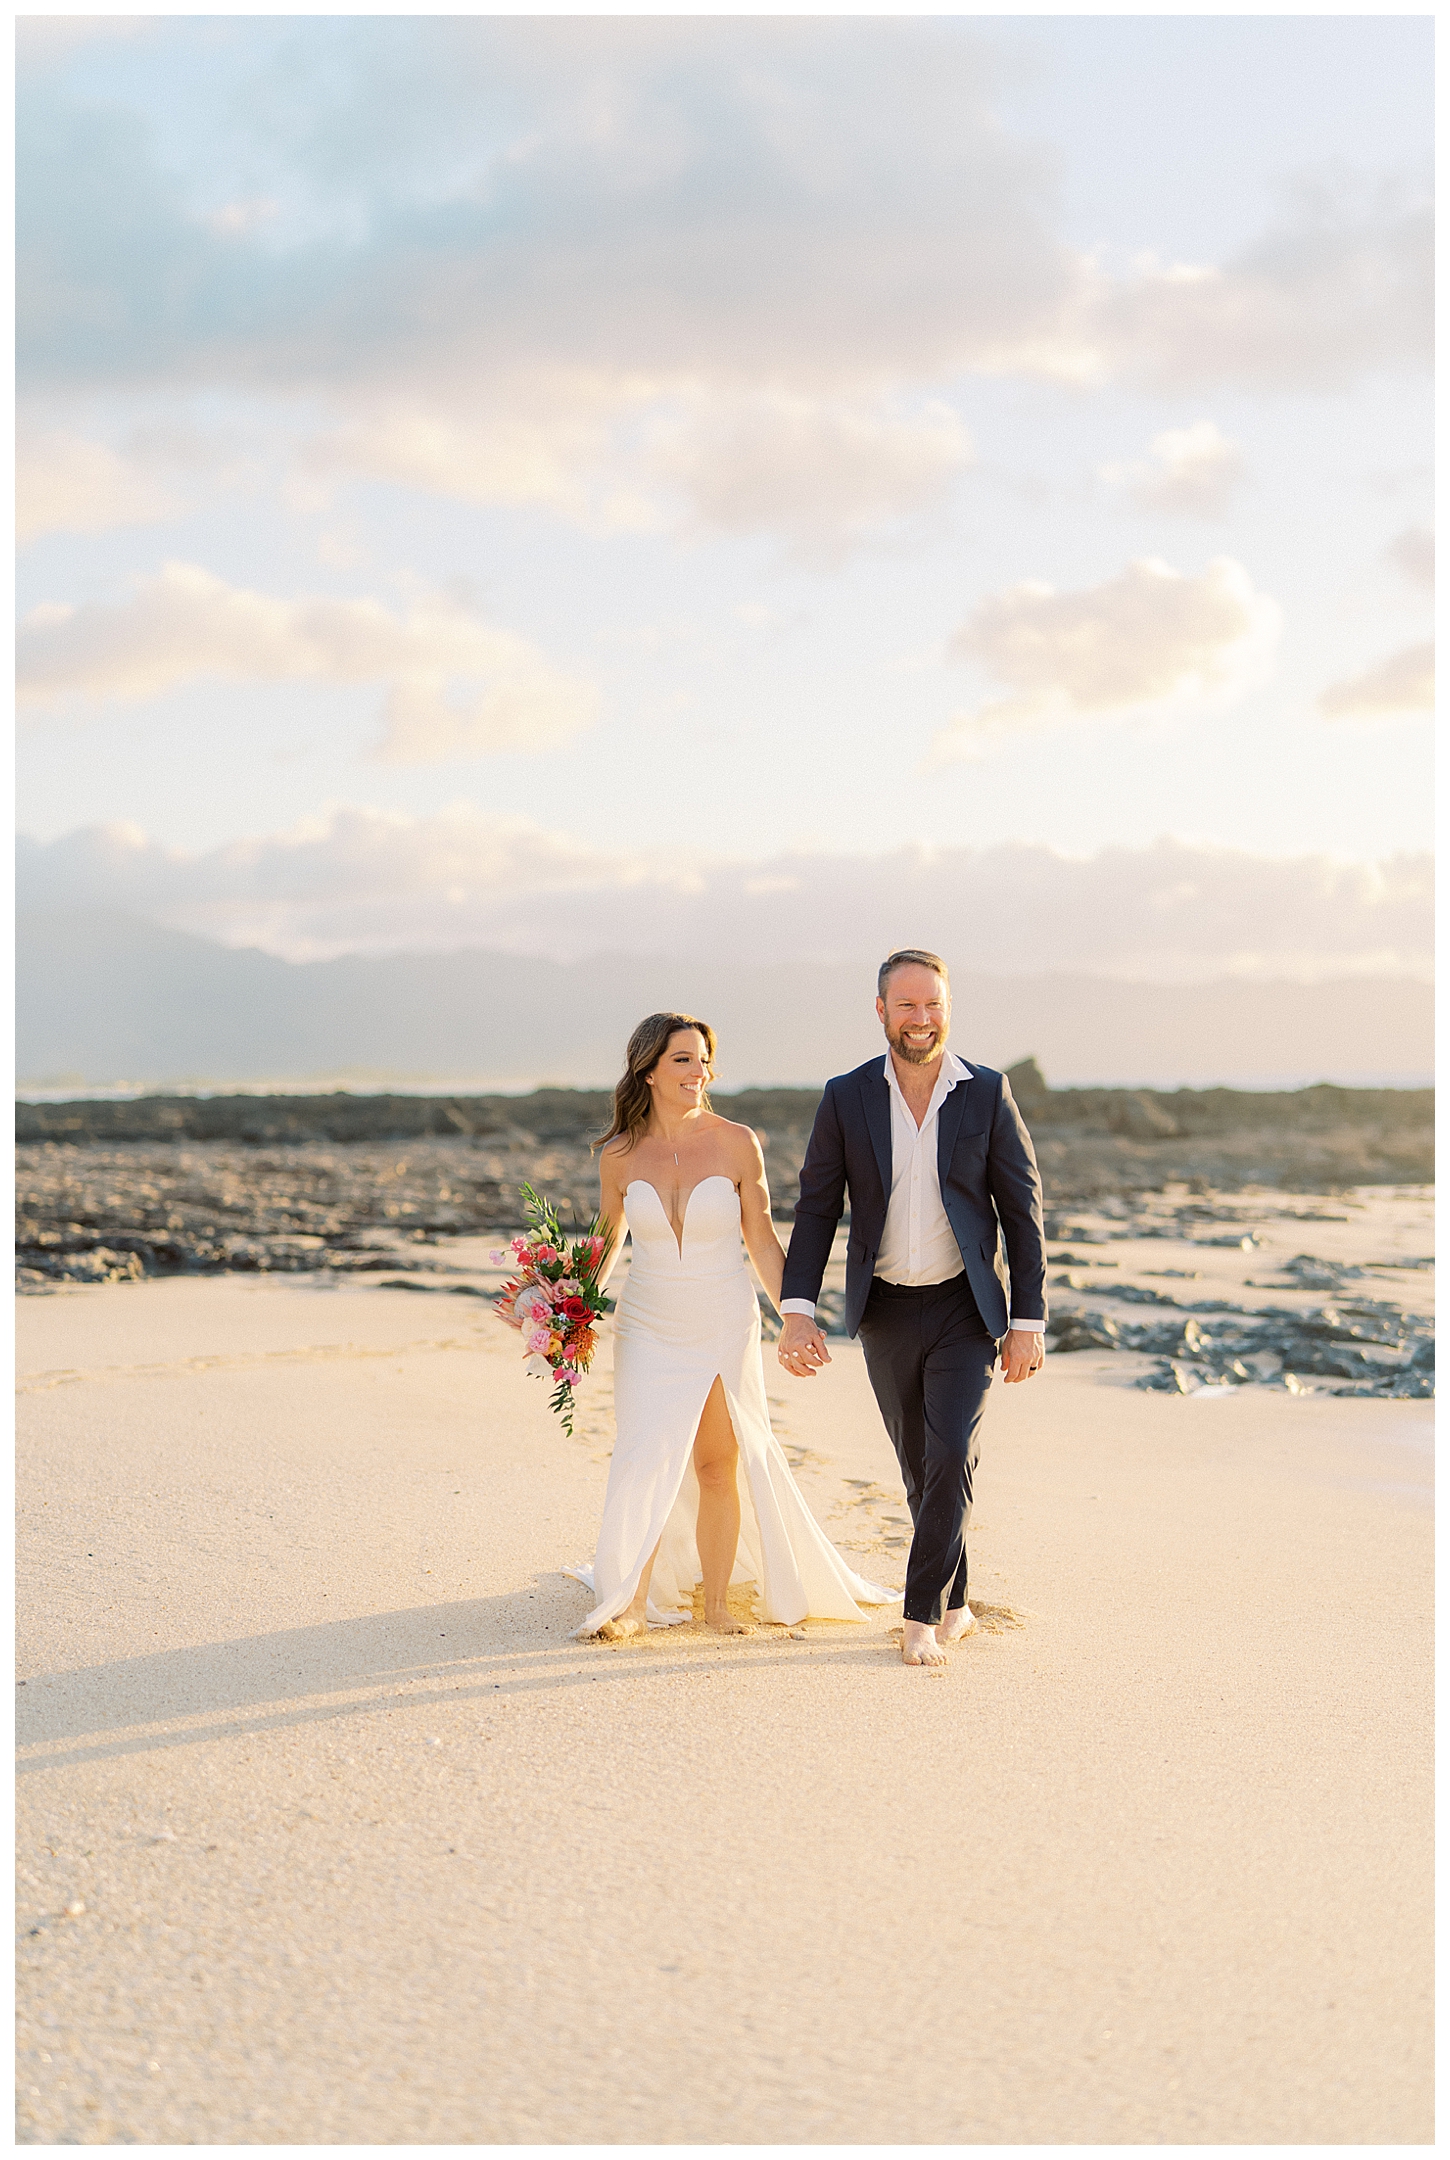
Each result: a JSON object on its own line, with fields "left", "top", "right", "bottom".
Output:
{"left": 16, "top": 24, "right": 1069, "bottom": 398}
{"left": 654, "top": 394, "right": 972, "bottom": 558}
{"left": 934, "top": 556, "right": 1276, "bottom": 754}
{"left": 301, "top": 385, "right": 973, "bottom": 556}
{"left": 205, "top": 198, "right": 281, "bottom": 238}
{"left": 1102, "top": 420, "right": 1244, "bottom": 518}
{"left": 17, "top": 808, "right": 658, "bottom": 961}
{"left": 298, "top": 375, "right": 656, "bottom": 529}
{"left": 17, "top": 814, "right": 1431, "bottom": 985}
{"left": 16, "top": 562, "right": 596, "bottom": 762}
{"left": 17, "top": 23, "right": 1428, "bottom": 435}
{"left": 16, "top": 431, "right": 180, "bottom": 541}
{"left": 1319, "top": 641, "right": 1434, "bottom": 718}
{"left": 1082, "top": 176, "right": 1431, "bottom": 393}
{"left": 10, "top": 25, "right": 1430, "bottom": 591}
{"left": 1385, "top": 526, "right": 1434, "bottom": 592}
{"left": 17, "top": 414, "right": 269, "bottom": 543}
{"left": 15, "top": 17, "right": 154, "bottom": 70}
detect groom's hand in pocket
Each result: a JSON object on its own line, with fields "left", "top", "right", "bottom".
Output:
{"left": 779, "top": 1314, "right": 831, "bottom": 1377}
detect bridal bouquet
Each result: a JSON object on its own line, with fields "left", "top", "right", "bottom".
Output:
{"left": 491, "top": 1185, "right": 612, "bottom": 1437}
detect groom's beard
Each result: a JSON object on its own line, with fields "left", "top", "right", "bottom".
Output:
{"left": 886, "top": 1019, "right": 949, "bottom": 1065}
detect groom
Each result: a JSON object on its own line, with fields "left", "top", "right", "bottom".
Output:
{"left": 778, "top": 949, "right": 1047, "bottom": 1667}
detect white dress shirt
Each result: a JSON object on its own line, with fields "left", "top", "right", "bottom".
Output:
{"left": 876, "top": 1046, "right": 972, "bottom": 1286}
{"left": 782, "top": 1051, "right": 1045, "bottom": 1332}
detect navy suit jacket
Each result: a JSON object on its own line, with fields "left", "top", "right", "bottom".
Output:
{"left": 780, "top": 1055, "right": 1047, "bottom": 1340}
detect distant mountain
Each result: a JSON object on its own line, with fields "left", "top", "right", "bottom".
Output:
{"left": 16, "top": 908, "right": 1434, "bottom": 1092}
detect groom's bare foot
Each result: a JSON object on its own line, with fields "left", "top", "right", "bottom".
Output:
{"left": 704, "top": 1606, "right": 754, "bottom": 1635}
{"left": 936, "top": 1605, "right": 978, "bottom": 1644}
{"left": 901, "top": 1620, "right": 947, "bottom": 1666}
{"left": 597, "top": 1611, "right": 647, "bottom": 1641}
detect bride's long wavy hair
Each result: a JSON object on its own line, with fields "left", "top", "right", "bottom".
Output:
{"left": 594, "top": 1012, "right": 717, "bottom": 1154}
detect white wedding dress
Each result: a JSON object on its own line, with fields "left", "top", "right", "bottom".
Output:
{"left": 565, "top": 1175, "right": 898, "bottom": 1636}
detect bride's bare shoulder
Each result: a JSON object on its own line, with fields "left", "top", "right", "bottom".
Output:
{"left": 709, "top": 1114, "right": 767, "bottom": 1162}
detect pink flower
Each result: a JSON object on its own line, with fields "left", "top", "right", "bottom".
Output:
{"left": 526, "top": 1325, "right": 552, "bottom": 1354}
{"left": 534, "top": 1245, "right": 559, "bottom": 1267}
{"left": 558, "top": 1367, "right": 581, "bottom": 1387}
{"left": 555, "top": 1277, "right": 581, "bottom": 1298}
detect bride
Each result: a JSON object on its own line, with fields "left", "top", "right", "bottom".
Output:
{"left": 566, "top": 1011, "right": 897, "bottom": 1640}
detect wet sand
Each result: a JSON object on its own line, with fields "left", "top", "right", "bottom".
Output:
{"left": 16, "top": 1270, "right": 1432, "bottom": 2143}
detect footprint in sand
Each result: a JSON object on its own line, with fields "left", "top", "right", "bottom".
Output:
{"left": 887, "top": 1603, "right": 1028, "bottom": 1638}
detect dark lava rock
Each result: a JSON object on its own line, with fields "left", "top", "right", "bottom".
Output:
{"left": 1048, "top": 1272, "right": 1432, "bottom": 1397}
{"left": 1005, "top": 1057, "right": 1050, "bottom": 1111}
{"left": 1046, "top": 1313, "right": 1123, "bottom": 1353}
{"left": 1105, "top": 1093, "right": 1181, "bottom": 1141}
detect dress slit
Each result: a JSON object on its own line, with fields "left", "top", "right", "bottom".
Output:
{"left": 690, "top": 1371, "right": 733, "bottom": 1447}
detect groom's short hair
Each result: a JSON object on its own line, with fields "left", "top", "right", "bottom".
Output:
{"left": 877, "top": 948, "right": 950, "bottom": 1000}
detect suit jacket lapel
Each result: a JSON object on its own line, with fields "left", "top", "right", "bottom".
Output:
{"left": 861, "top": 1061, "right": 893, "bottom": 1211}
{"left": 935, "top": 1069, "right": 973, "bottom": 1187}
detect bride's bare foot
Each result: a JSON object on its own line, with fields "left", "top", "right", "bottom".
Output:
{"left": 703, "top": 1605, "right": 754, "bottom": 1635}
{"left": 902, "top": 1619, "right": 948, "bottom": 1667}
{"left": 596, "top": 1611, "right": 648, "bottom": 1641}
{"left": 936, "top": 1604, "right": 978, "bottom": 1644}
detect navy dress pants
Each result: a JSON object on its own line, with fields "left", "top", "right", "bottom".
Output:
{"left": 856, "top": 1275, "right": 998, "bottom": 1627}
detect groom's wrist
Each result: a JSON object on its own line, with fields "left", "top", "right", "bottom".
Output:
{"left": 780, "top": 1298, "right": 817, "bottom": 1319}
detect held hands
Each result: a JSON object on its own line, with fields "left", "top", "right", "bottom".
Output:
{"left": 778, "top": 1312, "right": 831, "bottom": 1379}
{"left": 1000, "top": 1328, "right": 1046, "bottom": 1384}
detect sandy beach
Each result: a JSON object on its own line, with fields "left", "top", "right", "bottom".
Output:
{"left": 17, "top": 9, "right": 1433, "bottom": 2140}
{"left": 17, "top": 1264, "right": 1432, "bottom": 2145}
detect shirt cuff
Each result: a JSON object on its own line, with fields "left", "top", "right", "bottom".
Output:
{"left": 1007, "top": 1317, "right": 1045, "bottom": 1332}
{"left": 780, "top": 1298, "right": 817, "bottom": 1318}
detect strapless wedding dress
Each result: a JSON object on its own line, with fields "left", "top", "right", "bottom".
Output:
{"left": 565, "top": 1175, "right": 897, "bottom": 1636}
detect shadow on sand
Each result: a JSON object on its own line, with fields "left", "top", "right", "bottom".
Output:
{"left": 17, "top": 1576, "right": 914, "bottom": 1774}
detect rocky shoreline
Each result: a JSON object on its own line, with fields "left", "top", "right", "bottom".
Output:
{"left": 1038, "top": 1198, "right": 1433, "bottom": 1400}
{"left": 17, "top": 1063, "right": 1433, "bottom": 1251}
{"left": 15, "top": 1076, "right": 1433, "bottom": 1403}
{"left": 18, "top": 1066, "right": 1433, "bottom": 1178}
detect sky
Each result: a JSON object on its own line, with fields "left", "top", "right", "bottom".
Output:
{"left": 15, "top": 14, "right": 1434, "bottom": 986}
